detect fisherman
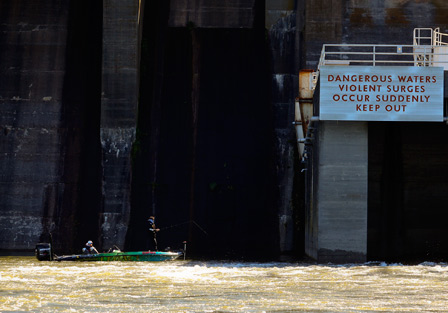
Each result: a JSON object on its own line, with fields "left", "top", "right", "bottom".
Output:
{"left": 148, "top": 216, "right": 160, "bottom": 251}
{"left": 82, "top": 240, "right": 99, "bottom": 254}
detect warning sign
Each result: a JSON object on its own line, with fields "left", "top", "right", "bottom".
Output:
{"left": 319, "top": 66, "right": 444, "bottom": 122}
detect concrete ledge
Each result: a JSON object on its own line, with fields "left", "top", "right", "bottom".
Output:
{"left": 318, "top": 248, "right": 366, "bottom": 264}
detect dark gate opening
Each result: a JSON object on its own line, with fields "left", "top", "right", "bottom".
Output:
{"left": 368, "top": 122, "right": 448, "bottom": 262}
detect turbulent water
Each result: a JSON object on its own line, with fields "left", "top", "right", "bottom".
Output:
{"left": 1, "top": 257, "right": 447, "bottom": 312}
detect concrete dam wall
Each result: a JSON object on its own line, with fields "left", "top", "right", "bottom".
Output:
{"left": 1, "top": 0, "right": 448, "bottom": 262}
{"left": 302, "top": 1, "right": 448, "bottom": 262}
{"left": 0, "top": 0, "right": 294, "bottom": 258}
{"left": 0, "top": 0, "right": 103, "bottom": 253}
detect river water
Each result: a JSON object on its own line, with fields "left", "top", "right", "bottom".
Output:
{"left": 1, "top": 257, "right": 447, "bottom": 312}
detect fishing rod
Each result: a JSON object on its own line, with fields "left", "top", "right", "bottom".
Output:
{"left": 159, "top": 219, "right": 208, "bottom": 236}
{"left": 159, "top": 220, "right": 190, "bottom": 230}
{"left": 191, "top": 221, "right": 208, "bottom": 236}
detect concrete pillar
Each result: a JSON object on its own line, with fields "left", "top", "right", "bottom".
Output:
{"left": 266, "top": 0, "right": 299, "bottom": 256}
{"left": 314, "top": 121, "right": 368, "bottom": 263}
{"left": 100, "top": 0, "right": 141, "bottom": 249}
{"left": 0, "top": 1, "right": 69, "bottom": 250}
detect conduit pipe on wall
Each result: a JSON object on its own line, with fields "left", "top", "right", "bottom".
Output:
{"left": 301, "top": 117, "right": 319, "bottom": 147}
{"left": 295, "top": 70, "right": 319, "bottom": 161}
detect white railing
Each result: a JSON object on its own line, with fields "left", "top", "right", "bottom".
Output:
{"left": 312, "top": 28, "right": 448, "bottom": 90}
{"left": 317, "top": 44, "right": 448, "bottom": 69}
{"left": 413, "top": 28, "right": 434, "bottom": 46}
{"left": 434, "top": 30, "right": 448, "bottom": 46}
{"left": 414, "top": 27, "right": 448, "bottom": 46}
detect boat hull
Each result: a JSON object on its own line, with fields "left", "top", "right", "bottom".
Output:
{"left": 54, "top": 251, "right": 182, "bottom": 262}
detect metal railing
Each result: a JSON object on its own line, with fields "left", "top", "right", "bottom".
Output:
{"left": 413, "top": 28, "right": 434, "bottom": 46}
{"left": 414, "top": 27, "right": 448, "bottom": 46}
{"left": 313, "top": 44, "right": 448, "bottom": 88}
{"left": 434, "top": 31, "right": 448, "bottom": 46}
{"left": 312, "top": 28, "right": 448, "bottom": 90}
{"left": 317, "top": 28, "right": 448, "bottom": 70}
{"left": 317, "top": 44, "right": 448, "bottom": 69}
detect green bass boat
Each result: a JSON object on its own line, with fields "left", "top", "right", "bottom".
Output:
{"left": 35, "top": 243, "right": 183, "bottom": 262}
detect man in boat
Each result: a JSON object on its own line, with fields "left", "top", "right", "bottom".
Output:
{"left": 148, "top": 216, "right": 160, "bottom": 251}
{"left": 82, "top": 240, "right": 99, "bottom": 254}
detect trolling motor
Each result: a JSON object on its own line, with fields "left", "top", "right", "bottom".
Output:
{"left": 35, "top": 243, "right": 53, "bottom": 261}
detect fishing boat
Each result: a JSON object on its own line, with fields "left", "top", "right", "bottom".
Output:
{"left": 35, "top": 243, "right": 184, "bottom": 262}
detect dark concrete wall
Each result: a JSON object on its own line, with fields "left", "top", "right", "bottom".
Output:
{"left": 0, "top": 0, "right": 284, "bottom": 258}
{"left": 57, "top": 0, "right": 103, "bottom": 252}
{"left": 0, "top": 1, "right": 69, "bottom": 250}
{"left": 304, "top": 0, "right": 448, "bottom": 68}
{"left": 126, "top": 0, "right": 280, "bottom": 258}
{"left": 0, "top": 0, "right": 102, "bottom": 253}
{"left": 100, "top": 0, "right": 140, "bottom": 250}
{"left": 368, "top": 122, "right": 448, "bottom": 262}
{"left": 268, "top": 4, "right": 301, "bottom": 256}
{"left": 169, "top": 0, "right": 257, "bottom": 28}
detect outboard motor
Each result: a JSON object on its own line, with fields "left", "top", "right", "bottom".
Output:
{"left": 35, "top": 243, "right": 52, "bottom": 261}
